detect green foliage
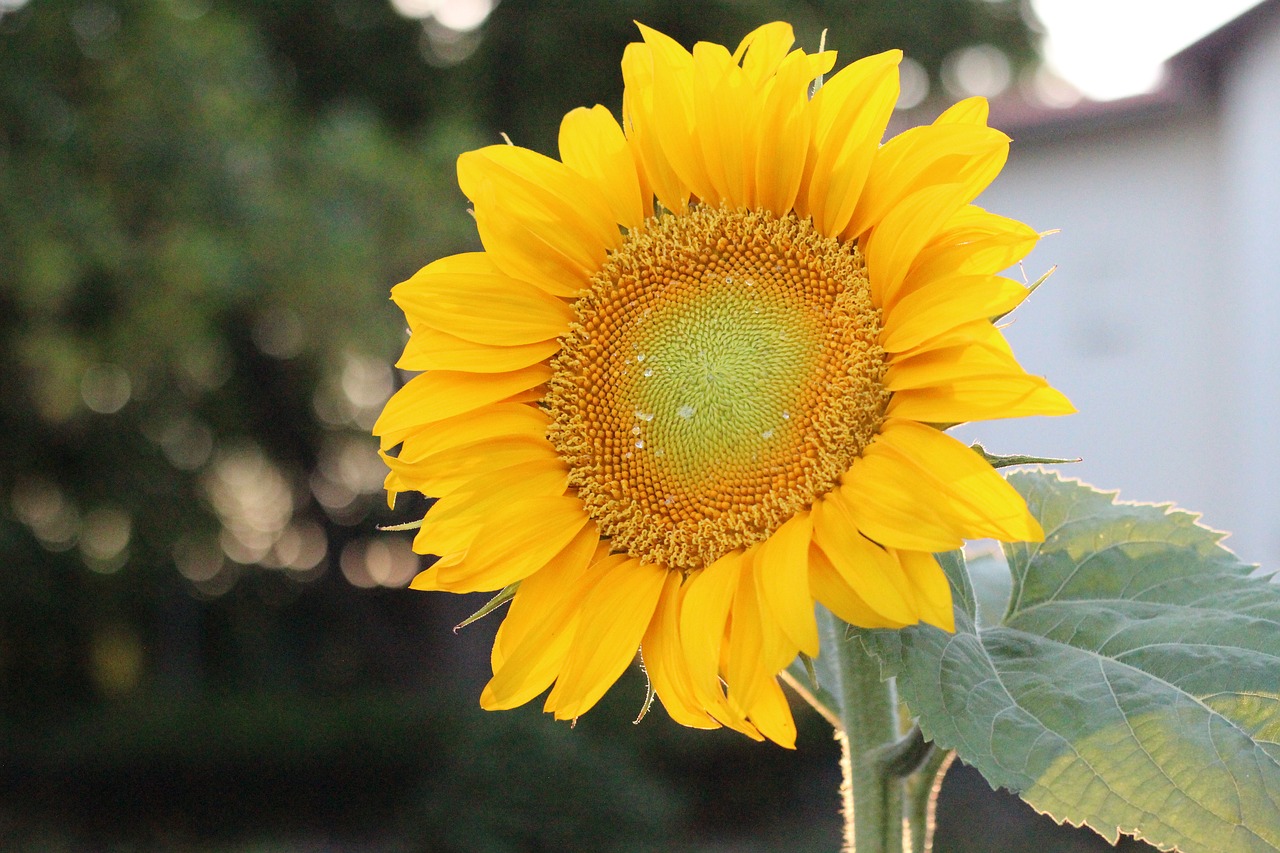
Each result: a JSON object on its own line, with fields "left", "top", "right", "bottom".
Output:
{"left": 862, "top": 471, "right": 1280, "bottom": 852}
{"left": 6, "top": 691, "right": 677, "bottom": 850}
{"left": 0, "top": 0, "right": 478, "bottom": 718}
{"left": 230, "top": 0, "right": 1041, "bottom": 154}
{"left": 3, "top": 685, "right": 845, "bottom": 852}
{"left": 401, "top": 706, "right": 681, "bottom": 853}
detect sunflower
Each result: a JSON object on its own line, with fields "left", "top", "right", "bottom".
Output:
{"left": 374, "top": 22, "right": 1072, "bottom": 747}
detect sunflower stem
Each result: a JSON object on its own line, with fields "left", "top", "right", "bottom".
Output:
{"left": 874, "top": 724, "right": 933, "bottom": 778}
{"left": 819, "top": 608, "right": 904, "bottom": 853}
{"left": 904, "top": 745, "right": 953, "bottom": 853}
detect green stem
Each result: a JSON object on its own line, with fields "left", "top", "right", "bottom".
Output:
{"left": 875, "top": 724, "right": 933, "bottom": 778}
{"left": 819, "top": 608, "right": 904, "bottom": 853}
{"left": 904, "top": 743, "right": 953, "bottom": 853}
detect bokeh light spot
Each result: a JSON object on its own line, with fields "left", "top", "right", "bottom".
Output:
{"left": 80, "top": 505, "right": 132, "bottom": 572}
{"left": 340, "top": 536, "right": 418, "bottom": 588}
{"left": 81, "top": 362, "right": 131, "bottom": 414}
{"left": 942, "top": 44, "right": 1012, "bottom": 98}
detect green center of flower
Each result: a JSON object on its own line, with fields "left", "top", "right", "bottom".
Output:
{"left": 631, "top": 285, "right": 819, "bottom": 486}
{"left": 547, "top": 206, "right": 889, "bottom": 570}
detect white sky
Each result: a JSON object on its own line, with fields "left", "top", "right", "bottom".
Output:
{"left": 1033, "top": 0, "right": 1265, "bottom": 100}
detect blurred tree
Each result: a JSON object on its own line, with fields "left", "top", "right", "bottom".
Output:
{"left": 230, "top": 0, "right": 1040, "bottom": 151}
{"left": 0, "top": 0, "right": 474, "bottom": 721}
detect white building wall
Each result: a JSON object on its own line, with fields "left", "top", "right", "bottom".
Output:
{"left": 1218, "top": 16, "right": 1280, "bottom": 568}
{"left": 955, "top": 103, "right": 1252, "bottom": 555}
{"left": 952, "top": 6, "right": 1280, "bottom": 569}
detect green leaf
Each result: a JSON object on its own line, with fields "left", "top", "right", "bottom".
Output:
{"left": 860, "top": 470, "right": 1280, "bottom": 852}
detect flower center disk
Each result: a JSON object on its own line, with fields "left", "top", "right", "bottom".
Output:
{"left": 547, "top": 206, "right": 889, "bottom": 570}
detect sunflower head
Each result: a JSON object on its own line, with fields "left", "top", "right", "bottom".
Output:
{"left": 375, "top": 22, "right": 1072, "bottom": 747}
{"left": 547, "top": 205, "right": 889, "bottom": 571}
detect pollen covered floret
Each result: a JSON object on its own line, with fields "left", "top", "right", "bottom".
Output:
{"left": 548, "top": 206, "right": 888, "bottom": 570}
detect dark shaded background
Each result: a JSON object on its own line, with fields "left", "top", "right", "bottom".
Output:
{"left": 0, "top": 0, "right": 1157, "bottom": 849}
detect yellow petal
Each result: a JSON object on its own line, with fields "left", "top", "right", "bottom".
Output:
{"left": 873, "top": 419, "right": 1043, "bottom": 543}
{"left": 397, "top": 326, "right": 558, "bottom": 374}
{"left": 387, "top": 439, "right": 549, "bottom": 499}
{"left": 545, "top": 557, "right": 668, "bottom": 719}
{"left": 481, "top": 550, "right": 612, "bottom": 711}
{"left": 621, "top": 41, "right": 690, "bottom": 213}
{"left": 409, "top": 564, "right": 443, "bottom": 591}
{"left": 880, "top": 274, "right": 1028, "bottom": 353}
{"left": 887, "top": 374, "right": 1076, "bottom": 423}
{"left": 435, "top": 495, "right": 590, "bottom": 592}
{"left": 408, "top": 527, "right": 473, "bottom": 577}
{"left": 934, "top": 95, "right": 990, "bottom": 125}
{"left": 469, "top": 193, "right": 594, "bottom": 298}
{"left": 744, "top": 673, "right": 797, "bottom": 749}
{"left": 491, "top": 522, "right": 600, "bottom": 673}
{"left": 936, "top": 203, "right": 1031, "bottom": 238}
{"left": 393, "top": 402, "right": 548, "bottom": 464}
{"left": 373, "top": 364, "right": 552, "bottom": 449}
{"left": 799, "top": 50, "right": 901, "bottom": 235}
{"left": 636, "top": 24, "right": 711, "bottom": 205}
{"left": 724, "top": 548, "right": 801, "bottom": 726}
{"left": 894, "top": 549, "right": 955, "bottom": 632}
{"left": 559, "top": 105, "right": 647, "bottom": 230}
{"left": 754, "top": 511, "right": 819, "bottom": 658}
{"left": 891, "top": 317, "right": 1007, "bottom": 358}
{"left": 678, "top": 550, "right": 755, "bottom": 731}
{"left": 692, "top": 40, "right": 751, "bottom": 206}
{"left": 754, "top": 49, "right": 825, "bottom": 215}
{"left": 809, "top": 544, "right": 910, "bottom": 629}
{"left": 836, "top": 445, "right": 966, "bottom": 552}
{"left": 641, "top": 571, "right": 719, "bottom": 729}
{"left": 390, "top": 435, "right": 562, "bottom": 504}
{"left": 407, "top": 502, "right": 481, "bottom": 555}
{"left": 847, "top": 122, "right": 1009, "bottom": 242}
{"left": 885, "top": 330, "right": 1026, "bottom": 392}
{"left": 458, "top": 145, "right": 621, "bottom": 298}
{"left": 863, "top": 182, "right": 974, "bottom": 308}
{"left": 905, "top": 213, "right": 1039, "bottom": 291}
{"left": 414, "top": 463, "right": 567, "bottom": 567}
{"left": 811, "top": 495, "right": 921, "bottom": 625}
{"left": 732, "top": 21, "right": 795, "bottom": 85}
{"left": 725, "top": 551, "right": 775, "bottom": 717}
{"left": 483, "top": 602, "right": 583, "bottom": 709}
{"left": 461, "top": 143, "right": 621, "bottom": 251}
{"left": 393, "top": 254, "right": 574, "bottom": 346}
{"left": 499, "top": 384, "right": 548, "bottom": 405}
